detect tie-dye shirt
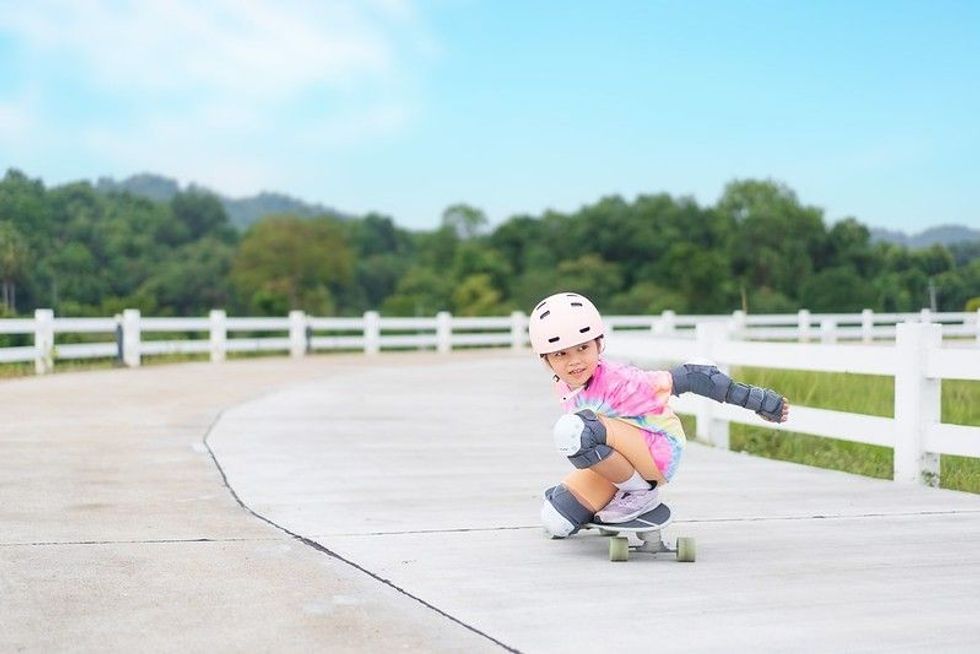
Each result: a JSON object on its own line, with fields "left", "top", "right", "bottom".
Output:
{"left": 556, "top": 358, "right": 686, "bottom": 480}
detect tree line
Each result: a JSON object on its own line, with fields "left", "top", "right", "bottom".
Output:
{"left": 0, "top": 168, "right": 977, "bottom": 320}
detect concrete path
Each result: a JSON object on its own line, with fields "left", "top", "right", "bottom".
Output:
{"left": 4, "top": 351, "right": 980, "bottom": 652}
{"left": 1, "top": 354, "right": 502, "bottom": 653}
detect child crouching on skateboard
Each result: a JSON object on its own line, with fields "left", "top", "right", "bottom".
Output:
{"left": 531, "top": 292, "right": 790, "bottom": 538}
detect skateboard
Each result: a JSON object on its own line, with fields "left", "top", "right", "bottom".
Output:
{"left": 583, "top": 503, "right": 696, "bottom": 562}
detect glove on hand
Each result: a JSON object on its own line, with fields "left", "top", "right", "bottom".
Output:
{"left": 726, "top": 382, "right": 785, "bottom": 422}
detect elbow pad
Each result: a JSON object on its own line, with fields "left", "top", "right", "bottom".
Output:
{"left": 669, "top": 364, "right": 730, "bottom": 402}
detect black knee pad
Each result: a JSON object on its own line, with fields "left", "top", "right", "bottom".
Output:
{"left": 542, "top": 484, "right": 593, "bottom": 537}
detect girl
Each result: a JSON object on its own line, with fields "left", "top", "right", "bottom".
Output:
{"left": 531, "top": 292, "right": 790, "bottom": 537}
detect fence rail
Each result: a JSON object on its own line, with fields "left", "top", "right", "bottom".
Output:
{"left": 1, "top": 307, "right": 978, "bottom": 373}
{"left": 3, "top": 308, "right": 978, "bottom": 374}
{"left": 2, "top": 307, "right": 978, "bottom": 487}
{"left": 605, "top": 321, "right": 980, "bottom": 487}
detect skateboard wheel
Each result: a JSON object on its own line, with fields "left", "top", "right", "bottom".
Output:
{"left": 676, "top": 537, "right": 696, "bottom": 562}
{"left": 609, "top": 536, "right": 629, "bottom": 562}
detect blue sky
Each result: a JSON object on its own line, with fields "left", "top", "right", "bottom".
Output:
{"left": 1, "top": 1, "right": 977, "bottom": 232}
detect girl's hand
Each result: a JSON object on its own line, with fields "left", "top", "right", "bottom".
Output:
{"left": 759, "top": 396, "right": 790, "bottom": 423}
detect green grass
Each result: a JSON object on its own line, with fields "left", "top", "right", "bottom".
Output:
{"left": 691, "top": 368, "right": 980, "bottom": 494}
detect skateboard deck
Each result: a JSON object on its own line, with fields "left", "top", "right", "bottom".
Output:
{"left": 583, "top": 503, "right": 695, "bottom": 562}
{"left": 585, "top": 502, "right": 672, "bottom": 533}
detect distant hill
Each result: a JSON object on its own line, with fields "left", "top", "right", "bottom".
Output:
{"left": 95, "top": 173, "right": 351, "bottom": 229}
{"left": 870, "top": 224, "right": 980, "bottom": 249}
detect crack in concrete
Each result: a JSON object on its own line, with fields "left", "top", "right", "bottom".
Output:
{"left": 203, "top": 405, "right": 522, "bottom": 654}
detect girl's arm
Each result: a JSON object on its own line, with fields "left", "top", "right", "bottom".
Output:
{"left": 669, "top": 363, "right": 788, "bottom": 423}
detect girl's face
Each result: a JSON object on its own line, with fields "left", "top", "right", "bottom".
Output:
{"left": 544, "top": 339, "right": 601, "bottom": 388}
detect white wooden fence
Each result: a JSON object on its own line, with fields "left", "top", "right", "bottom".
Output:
{"left": 604, "top": 321, "right": 980, "bottom": 487}
{"left": 0, "top": 309, "right": 533, "bottom": 373}
{"left": 2, "top": 308, "right": 978, "bottom": 375}
{"left": 2, "top": 307, "right": 978, "bottom": 486}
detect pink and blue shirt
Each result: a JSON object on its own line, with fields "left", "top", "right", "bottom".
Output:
{"left": 556, "top": 359, "right": 686, "bottom": 480}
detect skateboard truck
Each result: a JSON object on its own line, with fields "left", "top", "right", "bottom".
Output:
{"left": 603, "top": 529, "right": 696, "bottom": 563}
{"left": 584, "top": 503, "right": 696, "bottom": 562}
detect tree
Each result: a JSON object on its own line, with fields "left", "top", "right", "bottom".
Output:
{"left": 137, "top": 238, "right": 235, "bottom": 315}
{"left": 381, "top": 266, "right": 454, "bottom": 316}
{"left": 800, "top": 267, "right": 876, "bottom": 312}
{"left": 719, "top": 179, "right": 827, "bottom": 302}
{"left": 607, "top": 281, "right": 688, "bottom": 314}
{"left": 451, "top": 242, "right": 512, "bottom": 294}
{"left": 0, "top": 221, "right": 29, "bottom": 312}
{"left": 452, "top": 274, "right": 506, "bottom": 316}
{"left": 346, "top": 212, "right": 409, "bottom": 257}
{"left": 825, "top": 217, "right": 875, "bottom": 276}
{"left": 554, "top": 254, "right": 623, "bottom": 303}
{"left": 230, "top": 215, "right": 353, "bottom": 315}
{"left": 441, "top": 203, "right": 488, "bottom": 240}
{"left": 170, "top": 191, "right": 235, "bottom": 243}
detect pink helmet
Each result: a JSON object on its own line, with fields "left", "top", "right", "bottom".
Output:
{"left": 528, "top": 292, "right": 605, "bottom": 355}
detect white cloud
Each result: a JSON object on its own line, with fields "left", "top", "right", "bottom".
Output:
{"left": 1, "top": 0, "right": 426, "bottom": 97}
{"left": 0, "top": 0, "right": 434, "bottom": 195}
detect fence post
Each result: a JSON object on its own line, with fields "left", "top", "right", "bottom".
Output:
{"left": 436, "top": 311, "right": 452, "bottom": 354}
{"left": 694, "top": 322, "right": 730, "bottom": 450}
{"left": 862, "top": 309, "right": 874, "bottom": 343}
{"left": 114, "top": 314, "right": 124, "bottom": 365}
{"left": 730, "top": 310, "right": 747, "bottom": 339}
{"left": 510, "top": 311, "right": 526, "bottom": 351}
{"left": 362, "top": 311, "right": 380, "bottom": 355}
{"left": 797, "top": 309, "right": 811, "bottom": 343}
{"left": 919, "top": 308, "right": 932, "bottom": 324}
{"left": 33, "top": 309, "right": 54, "bottom": 374}
{"left": 209, "top": 310, "right": 226, "bottom": 362}
{"left": 122, "top": 309, "right": 141, "bottom": 367}
{"left": 976, "top": 308, "right": 980, "bottom": 344}
{"left": 820, "top": 318, "right": 837, "bottom": 344}
{"left": 893, "top": 322, "right": 941, "bottom": 486}
{"left": 661, "top": 310, "right": 676, "bottom": 336}
{"left": 289, "top": 311, "right": 308, "bottom": 358}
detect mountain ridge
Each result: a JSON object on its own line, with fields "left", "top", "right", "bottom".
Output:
{"left": 869, "top": 224, "right": 980, "bottom": 249}
{"left": 95, "top": 173, "right": 351, "bottom": 230}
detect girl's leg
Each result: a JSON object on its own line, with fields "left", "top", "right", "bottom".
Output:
{"left": 597, "top": 416, "right": 666, "bottom": 485}
{"left": 562, "top": 468, "right": 618, "bottom": 512}
{"left": 542, "top": 413, "right": 668, "bottom": 536}
{"left": 540, "top": 468, "right": 616, "bottom": 538}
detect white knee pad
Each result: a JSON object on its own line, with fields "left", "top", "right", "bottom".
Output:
{"left": 540, "top": 500, "right": 576, "bottom": 538}
{"left": 553, "top": 413, "right": 586, "bottom": 456}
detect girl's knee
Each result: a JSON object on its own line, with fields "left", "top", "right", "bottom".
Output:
{"left": 541, "top": 484, "right": 593, "bottom": 538}
{"left": 552, "top": 410, "right": 612, "bottom": 468}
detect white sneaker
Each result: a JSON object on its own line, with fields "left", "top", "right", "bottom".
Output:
{"left": 595, "top": 488, "right": 660, "bottom": 524}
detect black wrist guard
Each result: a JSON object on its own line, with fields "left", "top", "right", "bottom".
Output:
{"left": 671, "top": 363, "right": 784, "bottom": 422}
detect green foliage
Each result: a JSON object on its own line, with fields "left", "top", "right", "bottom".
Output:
{"left": 555, "top": 254, "right": 622, "bottom": 302}
{"left": 966, "top": 297, "right": 980, "bottom": 312}
{"left": 381, "top": 266, "right": 454, "bottom": 316}
{"left": 452, "top": 274, "right": 506, "bottom": 316}
{"left": 170, "top": 191, "right": 235, "bottom": 244}
{"left": 800, "top": 266, "right": 876, "bottom": 312}
{"left": 0, "top": 220, "right": 30, "bottom": 312}
{"left": 441, "top": 203, "right": 488, "bottom": 240}
{"left": 230, "top": 215, "right": 352, "bottom": 315}
{"left": 2, "top": 167, "right": 978, "bottom": 319}
{"left": 607, "top": 281, "right": 688, "bottom": 314}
